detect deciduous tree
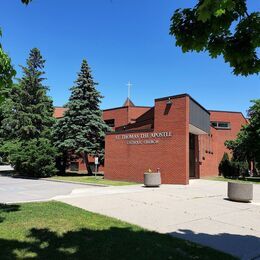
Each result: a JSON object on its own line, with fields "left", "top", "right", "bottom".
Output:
{"left": 170, "top": 0, "right": 260, "bottom": 76}
{"left": 225, "top": 99, "right": 260, "bottom": 175}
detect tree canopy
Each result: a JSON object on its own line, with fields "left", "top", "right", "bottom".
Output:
{"left": 225, "top": 99, "right": 260, "bottom": 175}
{"left": 0, "top": 48, "right": 57, "bottom": 177}
{"left": 53, "top": 59, "right": 110, "bottom": 174}
{"left": 0, "top": 0, "right": 32, "bottom": 103}
{"left": 0, "top": 30, "right": 16, "bottom": 103}
{"left": 1, "top": 48, "right": 54, "bottom": 140}
{"left": 21, "top": 0, "right": 32, "bottom": 5}
{"left": 170, "top": 0, "right": 260, "bottom": 76}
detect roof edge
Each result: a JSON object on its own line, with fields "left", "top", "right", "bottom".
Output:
{"left": 155, "top": 93, "right": 210, "bottom": 115}
{"left": 209, "top": 110, "right": 247, "bottom": 121}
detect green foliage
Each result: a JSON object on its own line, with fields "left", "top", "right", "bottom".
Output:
{"left": 0, "top": 48, "right": 57, "bottom": 177}
{"left": 225, "top": 99, "right": 260, "bottom": 175}
{"left": 0, "top": 1, "right": 32, "bottom": 103}
{"left": 218, "top": 152, "right": 249, "bottom": 177}
{"left": 170, "top": 0, "right": 260, "bottom": 76}
{"left": 21, "top": 0, "right": 32, "bottom": 5}
{"left": 218, "top": 152, "right": 231, "bottom": 177}
{"left": 0, "top": 29, "right": 16, "bottom": 104}
{"left": 53, "top": 59, "right": 110, "bottom": 174}
{"left": 1, "top": 138, "right": 57, "bottom": 177}
{"left": 1, "top": 48, "right": 55, "bottom": 140}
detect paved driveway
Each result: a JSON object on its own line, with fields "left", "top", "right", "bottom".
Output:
{"left": 0, "top": 176, "right": 94, "bottom": 203}
{"left": 56, "top": 179, "right": 260, "bottom": 259}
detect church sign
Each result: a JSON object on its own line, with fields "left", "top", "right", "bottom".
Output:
{"left": 115, "top": 131, "right": 172, "bottom": 145}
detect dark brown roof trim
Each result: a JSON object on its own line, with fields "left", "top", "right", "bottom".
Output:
{"left": 155, "top": 93, "right": 210, "bottom": 115}
{"left": 103, "top": 105, "right": 151, "bottom": 112}
{"left": 209, "top": 110, "right": 246, "bottom": 120}
{"left": 106, "top": 128, "right": 154, "bottom": 135}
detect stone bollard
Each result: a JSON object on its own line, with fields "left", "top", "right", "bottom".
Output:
{"left": 144, "top": 172, "right": 161, "bottom": 187}
{"left": 227, "top": 182, "right": 253, "bottom": 202}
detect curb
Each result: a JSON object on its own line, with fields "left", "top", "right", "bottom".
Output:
{"left": 1, "top": 174, "right": 109, "bottom": 187}
{"left": 42, "top": 178, "right": 109, "bottom": 187}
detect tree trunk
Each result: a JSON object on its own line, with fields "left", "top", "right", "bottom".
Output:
{"left": 252, "top": 158, "right": 257, "bottom": 176}
{"left": 56, "top": 151, "right": 67, "bottom": 175}
{"left": 61, "top": 151, "right": 68, "bottom": 175}
{"left": 83, "top": 152, "right": 93, "bottom": 175}
{"left": 247, "top": 158, "right": 251, "bottom": 176}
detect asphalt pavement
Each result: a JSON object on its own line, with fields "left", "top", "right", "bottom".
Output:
{"left": 0, "top": 175, "right": 95, "bottom": 203}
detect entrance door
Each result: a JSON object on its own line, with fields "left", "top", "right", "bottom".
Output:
{"left": 189, "top": 134, "right": 196, "bottom": 178}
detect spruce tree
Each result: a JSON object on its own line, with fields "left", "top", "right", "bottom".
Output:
{"left": 0, "top": 48, "right": 57, "bottom": 177}
{"left": 1, "top": 48, "right": 54, "bottom": 140}
{"left": 55, "top": 59, "right": 109, "bottom": 175}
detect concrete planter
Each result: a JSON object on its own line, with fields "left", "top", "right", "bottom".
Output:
{"left": 144, "top": 172, "right": 161, "bottom": 187}
{"left": 227, "top": 182, "right": 253, "bottom": 202}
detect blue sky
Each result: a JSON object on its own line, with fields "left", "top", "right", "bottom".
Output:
{"left": 0, "top": 0, "right": 259, "bottom": 115}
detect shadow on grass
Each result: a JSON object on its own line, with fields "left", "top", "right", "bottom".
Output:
{"left": 0, "top": 204, "right": 20, "bottom": 223}
{"left": 59, "top": 171, "right": 104, "bottom": 177}
{"left": 0, "top": 227, "right": 235, "bottom": 260}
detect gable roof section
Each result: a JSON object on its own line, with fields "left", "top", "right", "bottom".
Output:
{"left": 123, "top": 98, "right": 135, "bottom": 107}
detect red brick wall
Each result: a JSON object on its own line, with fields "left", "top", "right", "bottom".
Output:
{"left": 199, "top": 111, "right": 247, "bottom": 177}
{"left": 103, "top": 107, "right": 129, "bottom": 130}
{"left": 128, "top": 107, "right": 151, "bottom": 123}
{"left": 104, "top": 96, "right": 189, "bottom": 184}
{"left": 53, "top": 107, "right": 68, "bottom": 118}
{"left": 198, "top": 127, "right": 218, "bottom": 177}
{"left": 74, "top": 106, "right": 150, "bottom": 172}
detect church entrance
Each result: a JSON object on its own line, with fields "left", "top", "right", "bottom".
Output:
{"left": 189, "top": 133, "right": 196, "bottom": 178}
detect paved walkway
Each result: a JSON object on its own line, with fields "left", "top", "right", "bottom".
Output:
{"left": 0, "top": 176, "right": 94, "bottom": 203}
{"left": 56, "top": 179, "right": 260, "bottom": 259}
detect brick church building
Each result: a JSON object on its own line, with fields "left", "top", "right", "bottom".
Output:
{"left": 54, "top": 93, "right": 247, "bottom": 185}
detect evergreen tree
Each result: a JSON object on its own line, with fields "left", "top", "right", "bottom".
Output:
{"left": 53, "top": 116, "right": 70, "bottom": 175}
{"left": 0, "top": 48, "right": 57, "bottom": 177}
{"left": 218, "top": 152, "right": 231, "bottom": 177}
{"left": 54, "top": 59, "right": 110, "bottom": 175}
{"left": 1, "top": 48, "right": 54, "bottom": 140}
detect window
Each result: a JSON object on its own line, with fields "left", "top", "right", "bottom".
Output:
{"left": 211, "top": 121, "right": 230, "bottom": 129}
{"left": 105, "top": 119, "right": 115, "bottom": 127}
{"left": 211, "top": 121, "right": 217, "bottom": 127}
{"left": 70, "top": 162, "right": 79, "bottom": 171}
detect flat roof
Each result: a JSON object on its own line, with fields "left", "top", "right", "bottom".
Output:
{"left": 209, "top": 110, "right": 247, "bottom": 121}
{"left": 103, "top": 106, "right": 151, "bottom": 112}
{"left": 155, "top": 93, "right": 210, "bottom": 115}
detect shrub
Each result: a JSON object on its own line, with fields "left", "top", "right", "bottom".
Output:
{"left": 3, "top": 138, "right": 57, "bottom": 177}
{"left": 219, "top": 152, "right": 249, "bottom": 178}
{"left": 230, "top": 160, "right": 249, "bottom": 177}
{"left": 218, "top": 153, "right": 231, "bottom": 178}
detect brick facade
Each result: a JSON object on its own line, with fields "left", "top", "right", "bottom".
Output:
{"left": 199, "top": 111, "right": 248, "bottom": 178}
{"left": 54, "top": 94, "right": 247, "bottom": 184}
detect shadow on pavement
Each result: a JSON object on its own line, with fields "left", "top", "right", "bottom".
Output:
{"left": 169, "top": 229, "right": 260, "bottom": 259}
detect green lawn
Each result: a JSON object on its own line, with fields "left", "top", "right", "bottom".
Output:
{"left": 204, "top": 176, "right": 260, "bottom": 184}
{"left": 50, "top": 175, "right": 138, "bottom": 186}
{"left": 0, "top": 201, "right": 234, "bottom": 260}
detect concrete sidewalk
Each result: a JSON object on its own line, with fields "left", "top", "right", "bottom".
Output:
{"left": 55, "top": 179, "right": 260, "bottom": 259}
